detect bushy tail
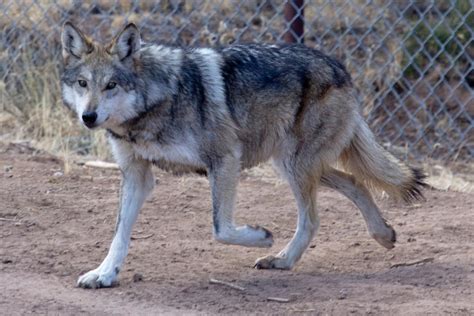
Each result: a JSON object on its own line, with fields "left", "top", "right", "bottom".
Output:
{"left": 340, "top": 120, "right": 426, "bottom": 202}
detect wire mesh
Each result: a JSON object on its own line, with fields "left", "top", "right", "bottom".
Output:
{"left": 0, "top": 0, "right": 472, "bottom": 161}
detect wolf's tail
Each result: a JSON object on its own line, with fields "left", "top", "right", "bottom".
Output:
{"left": 339, "top": 119, "right": 426, "bottom": 202}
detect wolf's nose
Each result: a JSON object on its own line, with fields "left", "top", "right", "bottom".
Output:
{"left": 82, "top": 111, "right": 97, "bottom": 126}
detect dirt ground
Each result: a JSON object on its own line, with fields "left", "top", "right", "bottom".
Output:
{"left": 0, "top": 142, "right": 473, "bottom": 315}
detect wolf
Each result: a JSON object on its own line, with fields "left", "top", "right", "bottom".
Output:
{"left": 60, "top": 22, "right": 425, "bottom": 289}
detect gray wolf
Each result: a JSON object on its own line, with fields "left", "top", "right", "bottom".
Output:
{"left": 60, "top": 22, "right": 425, "bottom": 289}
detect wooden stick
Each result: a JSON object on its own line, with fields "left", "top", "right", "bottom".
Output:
{"left": 267, "top": 297, "right": 292, "bottom": 303}
{"left": 131, "top": 234, "right": 154, "bottom": 240}
{"left": 0, "top": 218, "right": 18, "bottom": 222}
{"left": 390, "top": 257, "right": 434, "bottom": 268}
{"left": 84, "top": 161, "right": 119, "bottom": 170}
{"left": 209, "top": 278, "right": 246, "bottom": 291}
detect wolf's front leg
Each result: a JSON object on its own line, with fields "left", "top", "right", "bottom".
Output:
{"left": 78, "top": 158, "right": 154, "bottom": 289}
{"left": 209, "top": 154, "right": 273, "bottom": 248}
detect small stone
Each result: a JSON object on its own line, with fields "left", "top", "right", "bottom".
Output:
{"left": 133, "top": 273, "right": 144, "bottom": 282}
{"left": 338, "top": 289, "right": 347, "bottom": 300}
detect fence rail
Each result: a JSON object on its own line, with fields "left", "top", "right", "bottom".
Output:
{"left": 1, "top": 0, "right": 472, "bottom": 161}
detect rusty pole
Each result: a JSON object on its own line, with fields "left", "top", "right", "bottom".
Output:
{"left": 283, "top": 0, "right": 304, "bottom": 43}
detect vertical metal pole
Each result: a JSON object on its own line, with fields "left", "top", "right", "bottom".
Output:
{"left": 283, "top": 0, "right": 304, "bottom": 43}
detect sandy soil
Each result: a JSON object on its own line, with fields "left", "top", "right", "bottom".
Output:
{"left": 1, "top": 142, "right": 473, "bottom": 315}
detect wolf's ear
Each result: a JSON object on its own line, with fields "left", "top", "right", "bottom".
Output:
{"left": 108, "top": 23, "right": 141, "bottom": 61}
{"left": 61, "top": 22, "right": 93, "bottom": 61}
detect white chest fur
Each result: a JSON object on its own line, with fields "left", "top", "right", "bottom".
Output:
{"left": 131, "top": 138, "right": 203, "bottom": 167}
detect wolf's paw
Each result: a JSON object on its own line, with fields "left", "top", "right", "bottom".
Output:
{"left": 215, "top": 224, "right": 273, "bottom": 248}
{"left": 240, "top": 224, "right": 274, "bottom": 248}
{"left": 370, "top": 224, "right": 396, "bottom": 250}
{"left": 254, "top": 255, "right": 293, "bottom": 270}
{"left": 77, "top": 268, "right": 118, "bottom": 289}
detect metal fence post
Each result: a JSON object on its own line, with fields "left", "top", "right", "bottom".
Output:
{"left": 283, "top": 0, "right": 305, "bottom": 43}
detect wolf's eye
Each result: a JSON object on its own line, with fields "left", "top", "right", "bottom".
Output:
{"left": 78, "top": 80, "right": 87, "bottom": 88}
{"left": 105, "top": 82, "right": 117, "bottom": 90}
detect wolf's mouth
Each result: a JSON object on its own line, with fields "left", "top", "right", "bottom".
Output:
{"left": 83, "top": 116, "right": 109, "bottom": 129}
{"left": 83, "top": 121, "right": 96, "bottom": 129}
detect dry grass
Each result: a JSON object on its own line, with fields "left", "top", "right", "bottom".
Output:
{"left": 0, "top": 58, "right": 109, "bottom": 161}
{"left": 0, "top": 0, "right": 110, "bottom": 159}
{"left": 424, "top": 162, "right": 474, "bottom": 193}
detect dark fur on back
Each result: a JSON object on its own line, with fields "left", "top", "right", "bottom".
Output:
{"left": 220, "top": 44, "right": 351, "bottom": 125}
{"left": 104, "top": 43, "right": 355, "bottom": 173}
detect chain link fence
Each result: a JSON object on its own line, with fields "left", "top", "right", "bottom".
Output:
{"left": 1, "top": 0, "right": 472, "bottom": 162}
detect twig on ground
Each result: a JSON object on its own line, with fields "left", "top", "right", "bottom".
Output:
{"left": 0, "top": 217, "right": 18, "bottom": 222}
{"left": 292, "top": 309, "right": 316, "bottom": 313}
{"left": 267, "top": 297, "right": 292, "bottom": 303}
{"left": 209, "top": 278, "right": 246, "bottom": 291}
{"left": 131, "top": 234, "right": 154, "bottom": 240}
{"left": 84, "top": 161, "right": 119, "bottom": 170}
{"left": 390, "top": 257, "right": 434, "bottom": 268}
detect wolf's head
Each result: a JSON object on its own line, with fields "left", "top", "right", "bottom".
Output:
{"left": 60, "top": 22, "right": 145, "bottom": 129}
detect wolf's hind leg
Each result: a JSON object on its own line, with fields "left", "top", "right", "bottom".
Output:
{"left": 210, "top": 154, "right": 273, "bottom": 248}
{"left": 255, "top": 160, "right": 320, "bottom": 269}
{"left": 321, "top": 168, "right": 396, "bottom": 249}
